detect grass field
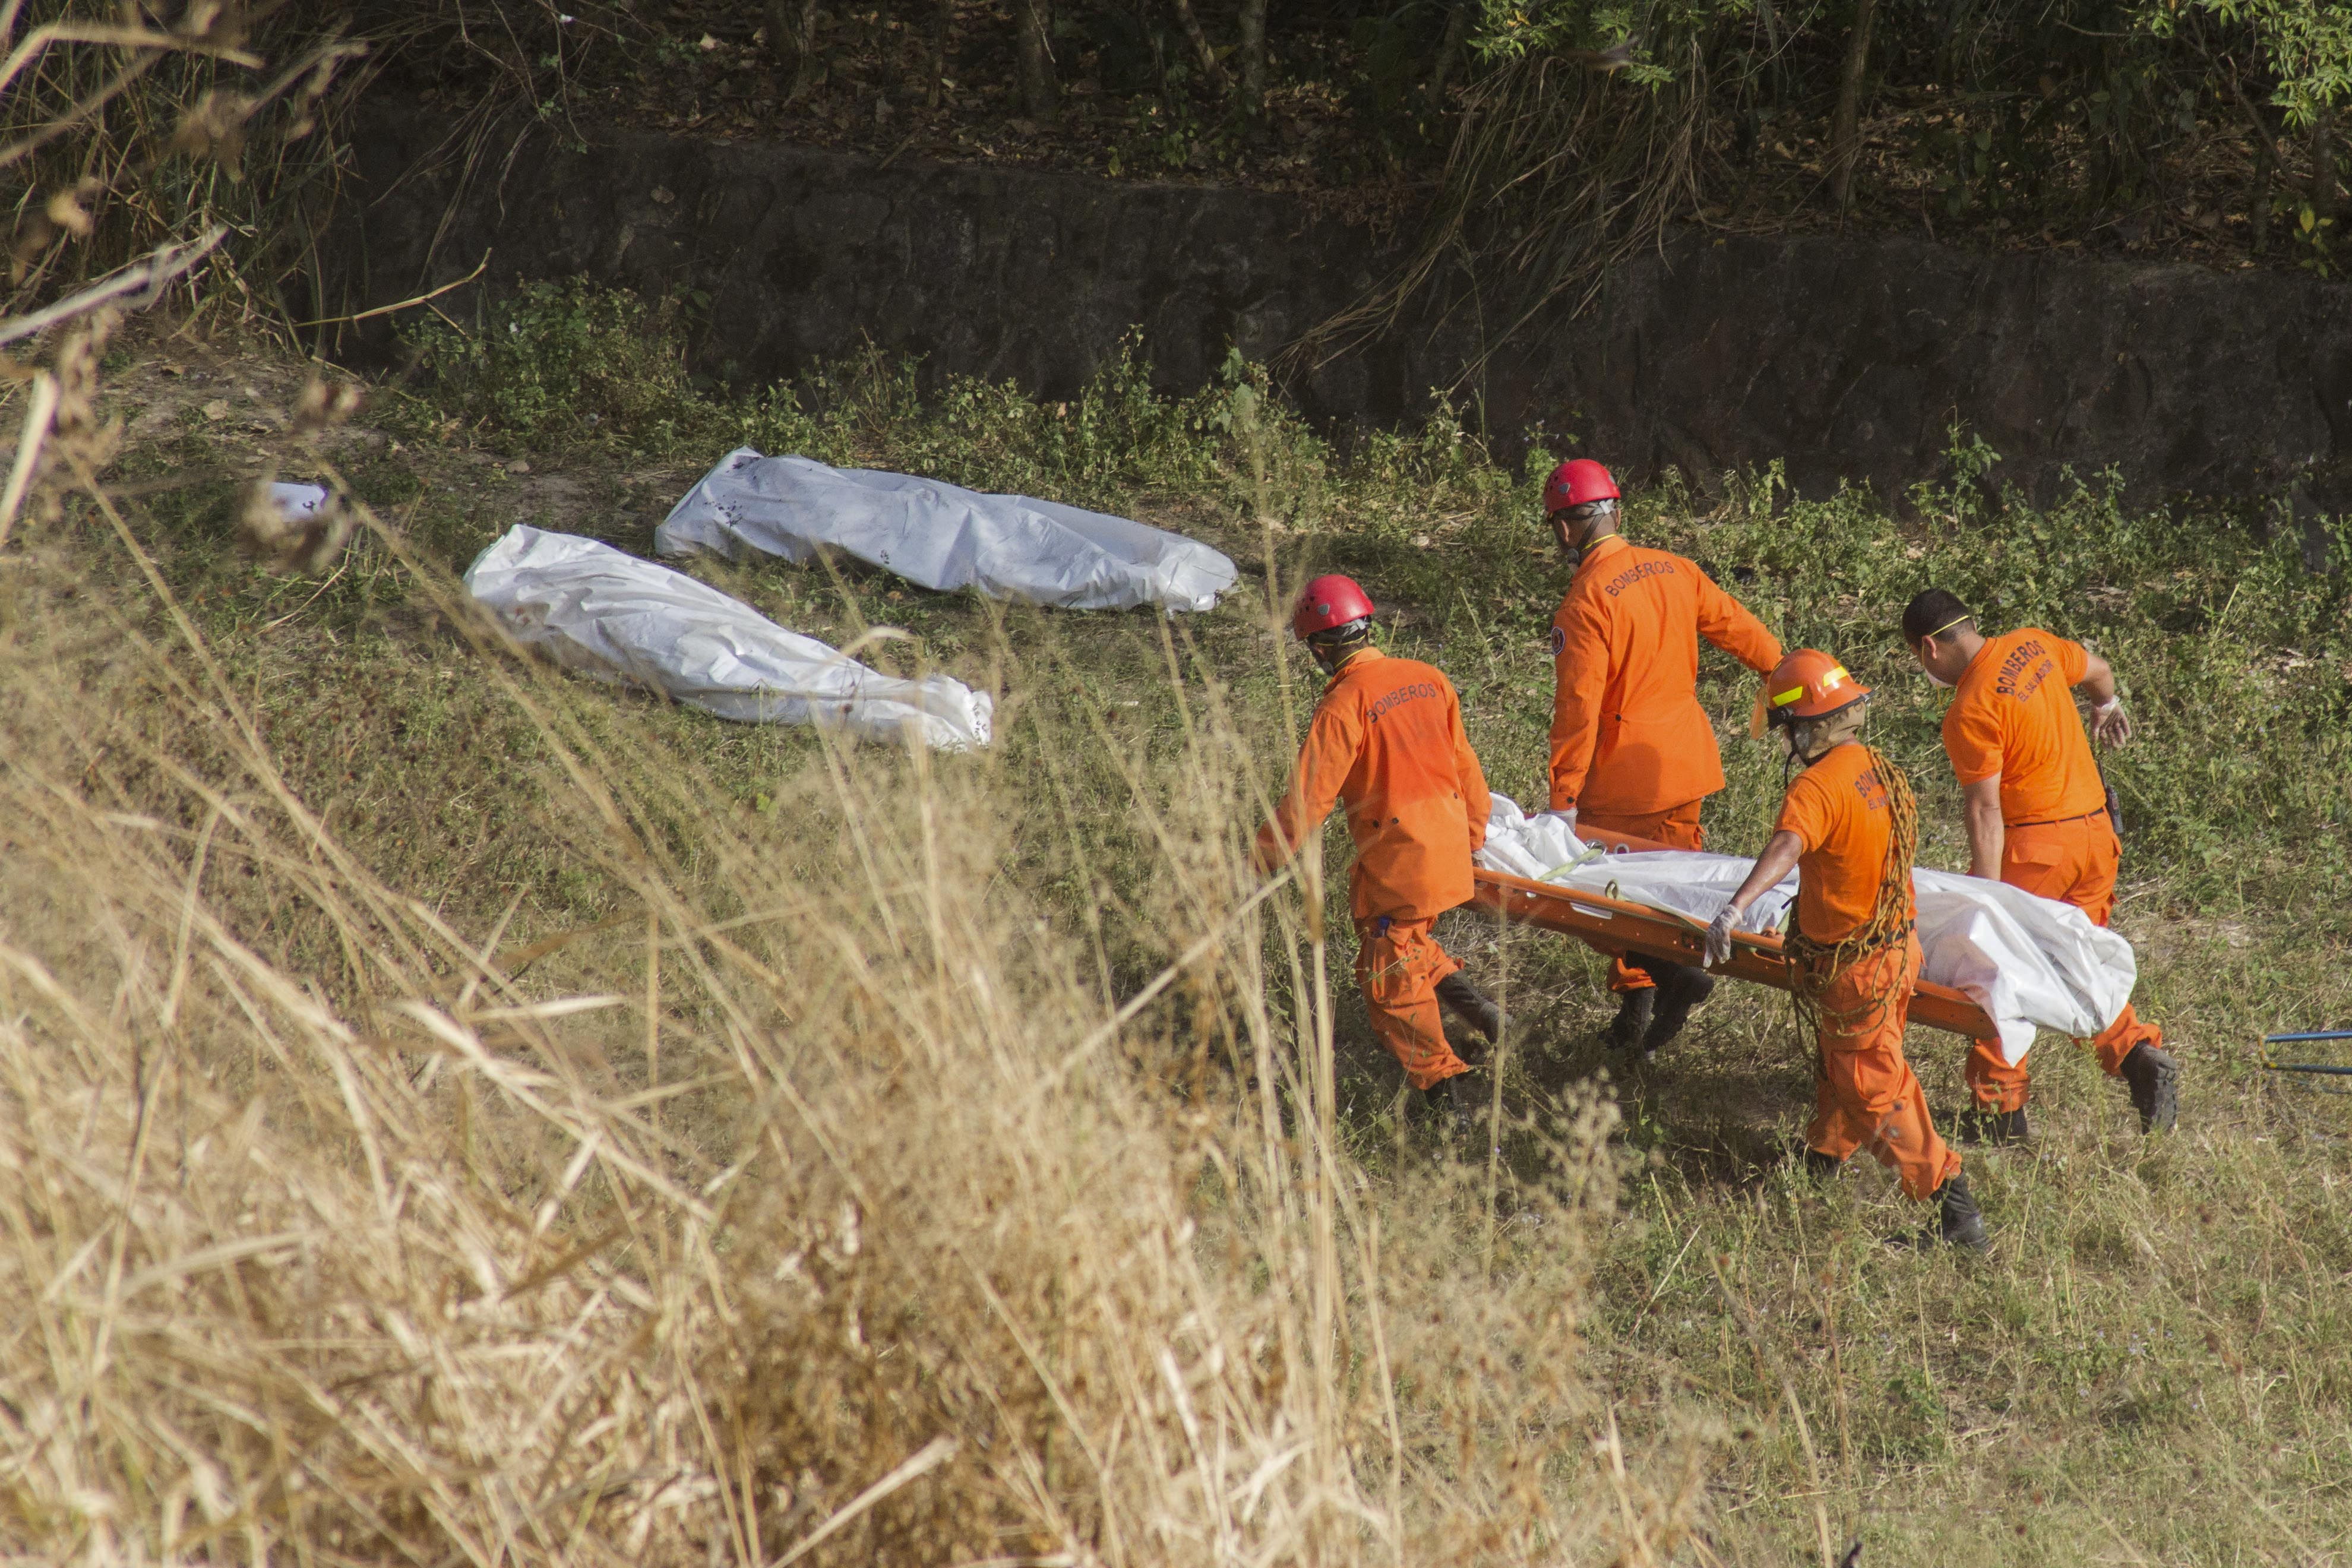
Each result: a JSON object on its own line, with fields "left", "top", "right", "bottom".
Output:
{"left": 2, "top": 293, "right": 2348, "bottom": 1565}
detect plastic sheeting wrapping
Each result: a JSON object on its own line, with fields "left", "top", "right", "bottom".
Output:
{"left": 464, "top": 526, "right": 993, "bottom": 751}
{"left": 1477, "top": 795, "right": 2136, "bottom": 1063}
{"left": 655, "top": 448, "right": 1239, "bottom": 613}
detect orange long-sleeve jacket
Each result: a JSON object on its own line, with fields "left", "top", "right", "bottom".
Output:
{"left": 1254, "top": 648, "right": 1491, "bottom": 922}
{"left": 1547, "top": 534, "right": 1782, "bottom": 816}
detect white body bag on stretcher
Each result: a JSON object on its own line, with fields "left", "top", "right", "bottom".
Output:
{"left": 1477, "top": 795, "right": 2136, "bottom": 1063}
{"left": 464, "top": 526, "right": 992, "bottom": 752}
{"left": 656, "top": 448, "right": 1239, "bottom": 614}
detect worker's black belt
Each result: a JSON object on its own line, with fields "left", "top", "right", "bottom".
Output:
{"left": 2005, "top": 805, "right": 2111, "bottom": 831}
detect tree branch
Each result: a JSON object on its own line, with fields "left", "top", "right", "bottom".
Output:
{"left": 1166, "top": 0, "right": 1229, "bottom": 93}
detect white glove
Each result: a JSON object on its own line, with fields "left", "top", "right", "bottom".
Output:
{"left": 1531, "top": 807, "right": 1579, "bottom": 840}
{"left": 2089, "top": 695, "right": 2132, "bottom": 747}
{"left": 1703, "top": 903, "right": 1741, "bottom": 970}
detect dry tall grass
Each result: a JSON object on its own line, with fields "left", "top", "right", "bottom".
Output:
{"left": 0, "top": 466, "right": 1703, "bottom": 1563}
{"left": 0, "top": 2, "right": 371, "bottom": 328}
{"left": 8, "top": 2, "right": 2352, "bottom": 1561}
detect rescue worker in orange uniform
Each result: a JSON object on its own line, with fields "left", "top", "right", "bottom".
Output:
{"left": 1255, "top": 574, "right": 1502, "bottom": 1134}
{"left": 1901, "top": 589, "right": 2178, "bottom": 1140}
{"left": 1703, "top": 650, "right": 1987, "bottom": 1250}
{"left": 1539, "top": 459, "right": 1784, "bottom": 1056}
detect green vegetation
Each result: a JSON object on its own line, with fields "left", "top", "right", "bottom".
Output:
{"left": 5, "top": 284, "right": 2345, "bottom": 1561}
{"left": 402, "top": 279, "right": 709, "bottom": 443}
{"left": 393, "top": 282, "right": 2352, "bottom": 896}
{"left": 14, "top": 0, "right": 2352, "bottom": 362}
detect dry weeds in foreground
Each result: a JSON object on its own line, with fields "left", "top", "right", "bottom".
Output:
{"left": 0, "top": 24, "right": 1696, "bottom": 1545}
{"left": 0, "top": 464, "right": 1708, "bottom": 1564}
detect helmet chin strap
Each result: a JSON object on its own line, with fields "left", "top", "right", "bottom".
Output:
{"left": 1557, "top": 501, "right": 1618, "bottom": 567}
{"left": 1310, "top": 634, "right": 1370, "bottom": 674}
{"left": 1558, "top": 513, "right": 1597, "bottom": 568}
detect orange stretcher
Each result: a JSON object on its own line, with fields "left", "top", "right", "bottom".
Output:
{"left": 1468, "top": 827, "right": 1999, "bottom": 1039}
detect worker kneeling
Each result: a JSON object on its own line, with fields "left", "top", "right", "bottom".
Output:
{"left": 1255, "top": 575, "right": 1503, "bottom": 1136}
{"left": 1703, "top": 650, "right": 1987, "bottom": 1251}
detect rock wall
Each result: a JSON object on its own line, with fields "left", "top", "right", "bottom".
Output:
{"left": 326, "top": 105, "right": 2352, "bottom": 510}
{"left": 1579, "top": 234, "right": 2352, "bottom": 512}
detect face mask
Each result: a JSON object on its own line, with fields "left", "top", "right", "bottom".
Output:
{"left": 1914, "top": 640, "right": 1955, "bottom": 688}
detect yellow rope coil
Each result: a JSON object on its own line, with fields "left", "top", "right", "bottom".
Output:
{"left": 1785, "top": 745, "right": 1918, "bottom": 1050}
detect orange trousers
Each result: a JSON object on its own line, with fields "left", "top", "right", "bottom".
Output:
{"left": 1355, "top": 915, "right": 1472, "bottom": 1092}
{"left": 1965, "top": 813, "right": 2163, "bottom": 1112}
{"left": 1579, "top": 799, "right": 1705, "bottom": 992}
{"left": 1806, "top": 936, "right": 1961, "bottom": 1202}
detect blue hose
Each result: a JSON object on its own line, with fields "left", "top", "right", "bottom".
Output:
{"left": 2262, "top": 1032, "right": 2352, "bottom": 1077}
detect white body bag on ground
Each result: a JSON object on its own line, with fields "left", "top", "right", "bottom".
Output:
{"left": 655, "top": 448, "right": 1239, "bottom": 613}
{"left": 464, "top": 526, "right": 992, "bottom": 751}
{"left": 1477, "top": 795, "right": 2135, "bottom": 1063}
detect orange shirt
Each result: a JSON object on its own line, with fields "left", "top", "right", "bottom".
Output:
{"left": 1255, "top": 648, "right": 1491, "bottom": 921}
{"left": 1548, "top": 535, "right": 1782, "bottom": 816}
{"left": 1941, "top": 628, "right": 2106, "bottom": 826}
{"left": 1775, "top": 742, "right": 1916, "bottom": 945}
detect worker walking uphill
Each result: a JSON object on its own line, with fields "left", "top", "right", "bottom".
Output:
{"left": 1256, "top": 575, "right": 1502, "bottom": 1134}
{"left": 1541, "top": 459, "right": 1784, "bottom": 1056}
{"left": 1703, "top": 650, "right": 1987, "bottom": 1250}
{"left": 1902, "top": 589, "right": 2177, "bottom": 1140}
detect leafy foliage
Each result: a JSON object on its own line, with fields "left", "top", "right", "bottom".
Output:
{"left": 1471, "top": 0, "right": 1751, "bottom": 81}
{"left": 402, "top": 279, "right": 705, "bottom": 442}
{"left": 1322, "top": 0, "right": 2352, "bottom": 347}
{"left": 2139, "top": 0, "right": 2352, "bottom": 128}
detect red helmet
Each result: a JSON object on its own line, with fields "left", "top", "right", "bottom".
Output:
{"left": 1292, "top": 574, "right": 1374, "bottom": 641}
{"left": 1544, "top": 459, "right": 1619, "bottom": 515}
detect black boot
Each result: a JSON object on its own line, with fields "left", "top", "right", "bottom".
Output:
{"left": 1415, "top": 1077, "right": 1477, "bottom": 1145}
{"left": 2120, "top": 1044, "right": 2179, "bottom": 1134}
{"left": 1954, "top": 1105, "right": 2031, "bottom": 1147}
{"left": 1803, "top": 1148, "right": 1844, "bottom": 1182}
{"left": 1435, "top": 971, "right": 1504, "bottom": 1045}
{"left": 1934, "top": 1172, "right": 1991, "bottom": 1250}
{"left": 1641, "top": 962, "right": 1716, "bottom": 1055}
{"left": 1891, "top": 1171, "right": 1990, "bottom": 1252}
{"left": 1604, "top": 987, "right": 1655, "bottom": 1052}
